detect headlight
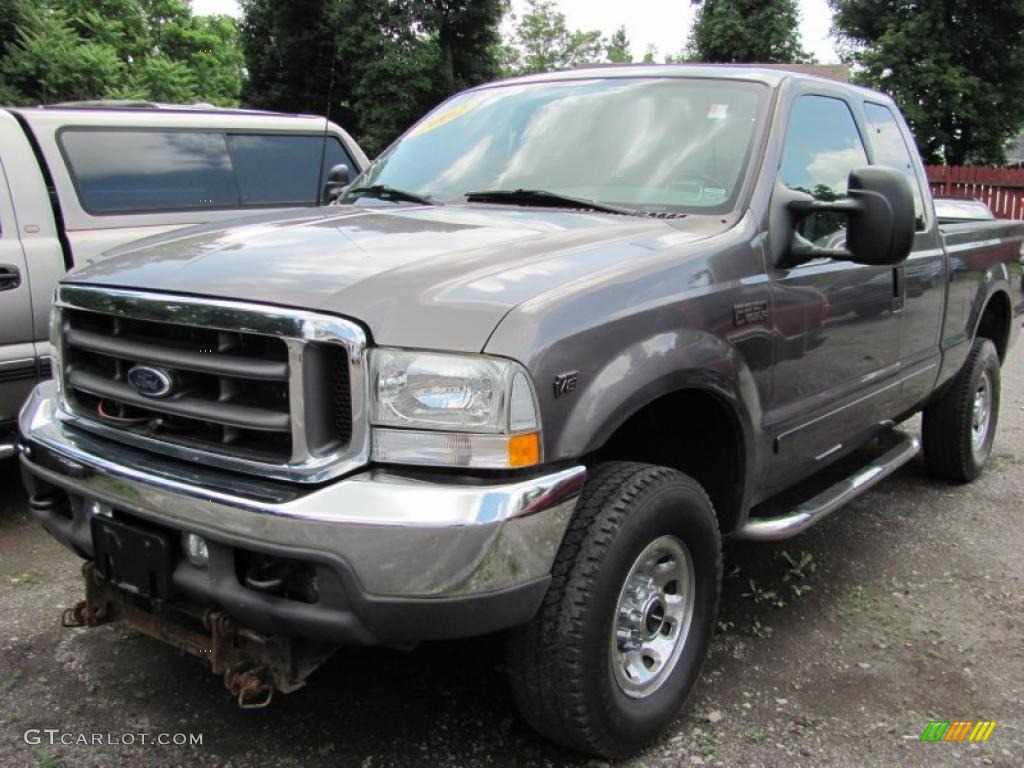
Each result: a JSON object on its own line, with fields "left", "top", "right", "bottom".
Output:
{"left": 370, "top": 349, "right": 541, "bottom": 469}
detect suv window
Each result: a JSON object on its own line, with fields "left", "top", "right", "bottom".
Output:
{"left": 226, "top": 134, "right": 353, "bottom": 205}
{"left": 780, "top": 95, "right": 868, "bottom": 246}
{"left": 61, "top": 130, "right": 238, "bottom": 213}
{"left": 863, "top": 102, "right": 926, "bottom": 229}
{"left": 60, "top": 130, "right": 355, "bottom": 214}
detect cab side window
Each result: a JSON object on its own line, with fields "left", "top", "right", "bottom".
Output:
{"left": 779, "top": 95, "right": 868, "bottom": 247}
{"left": 863, "top": 102, "right": 926, "bottom": 229}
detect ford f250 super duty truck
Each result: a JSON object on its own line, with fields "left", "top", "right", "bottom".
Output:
{"left": 17, "top": 66, "right": 1023, "bottom": 758}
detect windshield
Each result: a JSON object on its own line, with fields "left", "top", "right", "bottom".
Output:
{"left": 345, "top": 77, "right": 768, "bottom": 215}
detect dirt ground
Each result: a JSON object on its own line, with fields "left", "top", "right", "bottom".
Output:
{"left": 1, "top": 348, "right": 1022, "bottom": 768}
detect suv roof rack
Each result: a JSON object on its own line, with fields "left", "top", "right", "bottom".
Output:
{"left": 40, "top": 100, "right": 317, "bottom": 118}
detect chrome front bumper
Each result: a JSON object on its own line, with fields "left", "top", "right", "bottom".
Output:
{"left": 18, "top": 381, "right": 586, "bottom": 601}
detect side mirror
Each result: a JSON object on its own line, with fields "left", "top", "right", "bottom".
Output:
{"left": 772, "top": 166, "right": 916, "bottom": 268}
{"left": 322, "top": 163, "right": 350, "bottom": 203}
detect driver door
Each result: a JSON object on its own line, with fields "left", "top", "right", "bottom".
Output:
{"left": 763, "top": 93, "right": 902, "bottom": 492}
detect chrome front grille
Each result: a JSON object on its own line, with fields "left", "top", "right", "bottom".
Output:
{"left": 53, "top": 285, "right": 368, "bottom": 483}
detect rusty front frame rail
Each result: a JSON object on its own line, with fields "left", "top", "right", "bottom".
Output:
{"left": 63, "top": 562, "right": 336, "bottom": 708}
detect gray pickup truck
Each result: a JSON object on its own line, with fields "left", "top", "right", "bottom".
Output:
{"left": 17, "top": 66, "right": 1023, "bottom": 758}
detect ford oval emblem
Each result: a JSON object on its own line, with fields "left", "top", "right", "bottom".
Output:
{"left": 127, "top": 365, "right": 174, "bottom": 398}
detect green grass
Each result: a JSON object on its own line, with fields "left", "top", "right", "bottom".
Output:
{"left": 1, "top": 667, "right": 24, "bottom": 694}
{"left": 745, "top": 724, "right": 768, "bottom": 744}
{"left": 6, "top": 569, "right": 42, "bottom": 588}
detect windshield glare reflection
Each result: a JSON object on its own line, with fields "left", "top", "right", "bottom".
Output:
{"left": 349, "top": 78, "right": 767, "bottom": 214}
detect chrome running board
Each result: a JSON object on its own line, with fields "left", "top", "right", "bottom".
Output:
{"left": 734, "top": 431, "right": 920, "bottom": 541}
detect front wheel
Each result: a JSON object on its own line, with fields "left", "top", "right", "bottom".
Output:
{"left": 922, "top": 337, "right": 1001, "bottom": 482}
{"left": 507, "top": 462, "right": 721, "bottom": 759}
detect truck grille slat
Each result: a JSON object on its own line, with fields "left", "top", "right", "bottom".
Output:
{"left": 68, "top": 369, "right": 291, "bottom": 432}
{"left": 53, "top": 287, "right": 367, "bottom": 482}
{"left": 65, "top": 328, "right": 289, "bottom": 381}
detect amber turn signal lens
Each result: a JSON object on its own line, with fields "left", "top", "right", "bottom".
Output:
{"left": 507, "top": 432, "right": 541, "bottom": 468}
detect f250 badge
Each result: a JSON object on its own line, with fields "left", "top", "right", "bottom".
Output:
{"left": 553, "top": 371, "right": 578, "bottom": 399}
{"left": 733, "top": 300, "right": 769, "bottom": 327}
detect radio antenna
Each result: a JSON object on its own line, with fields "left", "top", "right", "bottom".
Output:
{"left": 316, "top": 3, "right": 340, "bottom": 206}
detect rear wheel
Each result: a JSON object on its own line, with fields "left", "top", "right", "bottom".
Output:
{"left": 507, "top": 462, "right": 721, "bottom": 759}
{"left": 922, "top": 337, "right": 1001, "bottom": 482}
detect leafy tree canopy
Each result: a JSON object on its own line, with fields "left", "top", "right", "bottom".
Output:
{"left": 606, "top": 26, "right": 631, "bottom": 64}
{"left": 240, "top": 0, "right": 508, "bottom": 156}
{"left": 0, "top": 0, "right": 243, "bottom": 106}
{"left": 830, "top": 0, "right": 1024, "bottom": 165}
{"left": 506, "top": 0, "right": 604, "bottom": 73}
{"left": 687, "top": 0, "right": 811, "bottom": 64}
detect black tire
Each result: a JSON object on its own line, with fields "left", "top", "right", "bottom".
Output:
{"left": 922, "top": 337, "right": 1001, "bottom": 483}
{"left": 507, "top": 462, "right": 722, "bottom": 759}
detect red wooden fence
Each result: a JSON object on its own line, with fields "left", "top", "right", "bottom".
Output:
{"left": 925, "top": 165, "right": 1024, "bottom": 220}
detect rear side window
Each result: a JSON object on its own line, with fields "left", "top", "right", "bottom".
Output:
{"left": 60, "top": 130, "right": 356, "bottom": 214}
{"left": 226, "top": 135, "right": 354, "bottom": 205}
{"left": 863, "top": 102, "right": 926, "bottom": 229}
{"left": 61, "top": 130, "right": 239, "bottom": 213}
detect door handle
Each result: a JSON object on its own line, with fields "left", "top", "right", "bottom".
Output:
{"left": 891, "top": 266, "right": 905, "bottom": 311}
{"left": 0, "top": 265, "right": 21, "bottom": 291}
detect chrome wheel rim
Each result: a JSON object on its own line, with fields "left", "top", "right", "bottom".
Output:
{"left": 610, "top": 535, "right": 695, "bottom": 699}
{"left": 971, "top": 370, "right": 993, "bottom": 457}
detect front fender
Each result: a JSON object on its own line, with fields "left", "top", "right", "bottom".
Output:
{"left": 551, "top": 329, "right": 760, "bottom": 463}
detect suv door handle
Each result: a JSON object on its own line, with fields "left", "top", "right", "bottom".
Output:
{"left": 0, "top": 265, "right": 20, "bottom": 291}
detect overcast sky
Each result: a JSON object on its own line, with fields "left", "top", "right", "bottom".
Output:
{"left": 190, "top": 0, "right": 839, "bottom": 64}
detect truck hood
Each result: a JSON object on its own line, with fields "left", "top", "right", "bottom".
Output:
{"left": 66, "top": 204, "right": 715, "bottom": 351}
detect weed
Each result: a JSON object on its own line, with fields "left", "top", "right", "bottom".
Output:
{"left": 780, "top": 550, "right": 816, "bottom": 582}
{"left": 743, "top": 579, "right": 786, "bottom": 608}
{"left": 8, "top": 569, "right": 42, "bottom": 588}
{"left": 745, "top": 724, "right": 768, "bottom": 744}
{"left": 1, "top": 667, "right": 23, "bottom": 694}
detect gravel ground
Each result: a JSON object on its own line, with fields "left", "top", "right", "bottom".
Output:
{"left": 1, "top": 347, "right": 1022, "bottom": 768}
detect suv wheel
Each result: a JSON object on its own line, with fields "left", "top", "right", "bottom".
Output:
{"left": 507, "top": 462, "right": 721, "bottom": 759}
{"left": 922, "top": 337, "right": 1001, "bottom": 482}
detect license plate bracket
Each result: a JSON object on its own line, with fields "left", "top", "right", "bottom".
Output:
{"left": 91, "top": 516, "right": 174, "bottom": 600}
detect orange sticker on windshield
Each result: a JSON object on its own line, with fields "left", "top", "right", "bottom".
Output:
{"left": 408, "top": 96, "right": 481, "bottom": 138}
{"left": 708, "top": 104, "right": 729, "bottom": 119}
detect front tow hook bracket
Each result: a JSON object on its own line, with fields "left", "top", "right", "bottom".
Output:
{"left": 226, "top": 667, "right": 275, "bottom": 709}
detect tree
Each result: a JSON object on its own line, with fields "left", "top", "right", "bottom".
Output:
{"left": 606, "top": 26, "right": 631, "bottom": 64}
{"left": 830, "top": 0, "right": 1024, "bottom": 165}
{"left": 687, "top": 0, "right": 810, "bottom": 64}
{"left": 241, "top": 0, "right": 511, "bottom": 155}
{"left": 0, "top": 0, "right": 243, "bottom": 106}
{"left": 508, "top": 0, "right": 604, "bottom": 74}
{"left": 239, "top": 0, "right": 338, "bottom": 116}
{"left": 411, "top": 0, "right": 508, "bottom": 93}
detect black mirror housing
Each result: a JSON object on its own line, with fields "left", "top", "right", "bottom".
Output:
{"left": 775, "top": 166, "right": 916, "bottom": 268}
{"left": 844, "top": 166, "right": 915, "bottom": 266}
{"left": 322, "top": 163, "right": 350, "bottom": 204}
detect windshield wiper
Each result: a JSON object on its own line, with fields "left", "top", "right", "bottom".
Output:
{"left": 344, "top": 185, "right": 434, "bottom": 205}
{"left": 465, "top": 189, "right": 639, "bottom": 216}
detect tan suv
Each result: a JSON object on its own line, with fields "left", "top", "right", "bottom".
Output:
{"left": 0, "top": 102, "right": 367, "bottom": 454}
